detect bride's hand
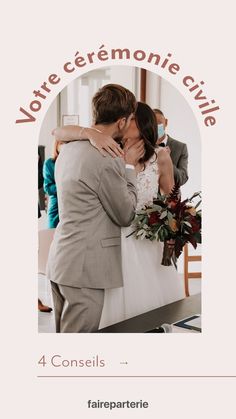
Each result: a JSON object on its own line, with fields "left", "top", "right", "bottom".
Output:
{"left": 87, "top": 128, "right": 124, "bottom": 158}
{"left": 123, "top": 137, "right": 138, "bottom": 153}
{"left": 51, "top": 126, "right": 124, "bottom": 158}
{"left": 124, "top": 139, "right": 145, "bottom": 167}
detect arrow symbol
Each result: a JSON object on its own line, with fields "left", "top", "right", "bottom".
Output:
{"left": 120, "top": 361, "right": 128, "bottom": 365}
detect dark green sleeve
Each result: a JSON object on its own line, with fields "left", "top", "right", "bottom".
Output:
{"left": 43, "top": 159, "right": 57, "bottom": 196}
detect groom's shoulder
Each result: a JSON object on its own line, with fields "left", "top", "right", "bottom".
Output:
{"left": 61, "top": 140, "right": 124, "bottom": 171}
{"left": 168, "top": 136, "right": 187, "bottom": 148}
{"left": 61, "top": 140, "right": 101, "bottom": 161}
{"left": 84, "top": 146, "right": 126, "bottom": 178}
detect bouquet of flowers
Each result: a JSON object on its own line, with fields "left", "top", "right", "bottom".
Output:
{"left": 128, "top": 185, "right": 202, "bottom": 266}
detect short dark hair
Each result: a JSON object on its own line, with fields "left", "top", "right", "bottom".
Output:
{"left": 153, "top": 108, "right": 164, "bottom": 116}
{"left": 135, "top": 102, "right": 157, "bottom": 164}
{"left": 92, "top": 84, "right": 136, "bottom": 125}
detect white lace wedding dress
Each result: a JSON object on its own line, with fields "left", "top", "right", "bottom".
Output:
{"left": 99, "top": 154, "right": 184, "bottom": 329}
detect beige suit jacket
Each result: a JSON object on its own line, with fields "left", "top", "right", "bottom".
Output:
{"left": 47, "top": 140, "right": 137, "bottom": 289}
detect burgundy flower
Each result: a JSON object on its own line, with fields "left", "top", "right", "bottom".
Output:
{"left": 188, "top": 216, "right": 201, "bottom": 233}
{"left": 148, "top": 212, "right": 160, "bottom": 225}
{"left": 167, "top": 200, "right": 177, "bottom": 210}
{"left": 131, "top": 188, "right": 201, "bottom": 267}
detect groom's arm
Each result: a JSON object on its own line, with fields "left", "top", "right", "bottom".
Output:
{"left": 98, "top": 158, "right": 137, "bottom": 227}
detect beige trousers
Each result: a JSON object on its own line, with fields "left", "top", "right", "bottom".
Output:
{"left": 50, "top": 281, "right": 104, "bottom": 333}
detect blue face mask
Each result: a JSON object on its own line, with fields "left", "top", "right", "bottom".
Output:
{"left": 157, "top": 123, "right": 165, "bottom": 139}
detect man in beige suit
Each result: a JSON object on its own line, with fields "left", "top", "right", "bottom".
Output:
{"left": 47, "top": 84, "right": 144, "bottom": 333}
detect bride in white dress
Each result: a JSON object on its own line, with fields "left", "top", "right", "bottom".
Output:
{"left": 99, "top": 103, "right": 184, "bottom": 328}
{"left": 53, "top": 102, "right": 184, "bottom": 330}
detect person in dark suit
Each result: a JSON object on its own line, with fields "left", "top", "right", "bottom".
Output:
{"left": 38, "top": 148, "right": 44, "bottom": 218}
{"left": 153, "top": 109, "right": 188, "bottom": 187}
{"left": 38, "top": 148, "right": 52, "bottom": 313}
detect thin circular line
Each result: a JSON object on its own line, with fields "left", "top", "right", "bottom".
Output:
{"left": 37, "top": 375, "right": 236, "bottom": 378}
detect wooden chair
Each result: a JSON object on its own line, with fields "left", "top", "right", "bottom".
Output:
{"left": 184, "top": 244, "right": 202, "bottom": 297}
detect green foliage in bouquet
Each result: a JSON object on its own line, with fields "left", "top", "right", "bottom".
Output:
{"left": 128, "top": 184, "right": 201, "bottom": 263}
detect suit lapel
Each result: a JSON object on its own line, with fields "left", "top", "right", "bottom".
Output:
{"left": 167, "top": 136, "right": 178, "bottom": 165}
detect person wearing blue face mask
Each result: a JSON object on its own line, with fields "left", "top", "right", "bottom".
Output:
{"left": 157, "top": 122, "right": 166, "bottom": 140}
{"left": 153, "top": 109, "right": 189, "bottom": 187}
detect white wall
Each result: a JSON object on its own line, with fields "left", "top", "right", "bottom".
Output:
{"left": 145, "top": 72, "right": 202, "bottom": 272}
{"left": 144, "top": 73, "right": 201, "bottom": 200}
{"left": 161, "top": 77, "right": 201, "bottom": 272}
{"left": 146, "top": 72, "right": 161, "bottom": 108}
{"left": 58, "top": 66, "right": 138, "bottom": 128}
{"left": 159, "top": 78, "right": 201, "bottom": 200}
